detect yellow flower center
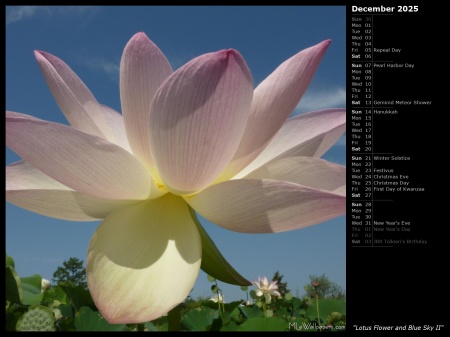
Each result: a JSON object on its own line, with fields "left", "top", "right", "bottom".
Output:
{"left": 156, "top": 182, "right": 168, "bottom": 192}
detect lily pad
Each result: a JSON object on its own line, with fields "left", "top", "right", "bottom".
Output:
{"left": 6, "top": 254, "right": 15, "bottom": 268}
{"left": 6, "top": 265, "right": 22, "bottom": 304}
{"left": 236, "top": 317, "right": 288, "bottom": 331}
{"left": 181, "top": 306, "right": 219, "bottom": 331}
{"left": 75, "top": 306, "right": 128, "bottom": 331}
{"left": 20, "top": 274, "right": 43, "bottom": 305}
{"left": 60, "top": 284, "right": 95, "bottom": 310}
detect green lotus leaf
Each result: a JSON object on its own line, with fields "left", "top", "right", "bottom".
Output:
{"left": 305, "top": 299, "right": 346, "bottom": 324}
{"left": 236, "top": 316, "right": 288, "bottom": 331}
{"left": 59, "top": 284, "right": 95, "bottom": 311}
{"left": 42, "top": 285, "right": 67, "bottom": 305}
{"left": 181, "top": 306, "right": 219, "bottom": 331}
{"left": 6, "top": 265, "right": 22, "bottom": 305}
{"left": 239, "top": 304, "right": 264, "bottom": 319}
{"left": 20, "top": 274, "right": 43, "bottom": 305}
{"left": 75, "top": 306, "right": 128, "bottom": 331}
{"left": 6, "top": 254, "right": 15, "bottom": 268}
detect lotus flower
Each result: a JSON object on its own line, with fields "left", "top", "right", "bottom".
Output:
{"left": 210, "top": 293, "right": 225, "bottom": 303}
{"left": 41, "top": 278, "right": 51, "bottom": 292}
{"left": 252, "top": 276, "right": 281, "bottom": 303}
{"left": 5, "top": 32, "right": 346, "bottom": 323}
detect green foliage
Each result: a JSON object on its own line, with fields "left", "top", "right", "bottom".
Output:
{"left": 55, "top": 317, "right": 77, "bottom": 332}
{"left": 326, "top": 311, "right": 346, "bottom": 327}
{"left": 75, "top": 306, "right": 128, "bottom": 331}
{"left": 236, "top": 316, "right": 289, "bottom": 331}
{"left": 59, "top": 303, "right": 75, "bottom": 318}
{"left": 305, "top": 298, "right": 346, "bottom": 324}
{"left": 52, "top": 257, "right": 87, "bottom": 289}
{"left": 271, "top": 270, "right": 290, "bottom": 296}
{"left": 6, "top": 265, "right": 22, "bottom": 304}
{"left": 5, "top": 305, "right": 28, "bottom": 332}
{"left": 59, "top": 283, "right": 95, "bottom": 311}
{"left": 21, "top": 274, "right": 44, "bottom": 305}
{"left": 202, "top": 300, "right": 242, "bottom": 315}
{"left": 5, "top": 253, "right": 345, "bottom": 331}
{"left": 6, "top": 254, "right": 15, "bottom": 268}
{"left": 144, "top": 320, "right": 167, "bottom": 331}
{"left": 42, "top": 285, "right": 67, "bottom": 305}
{"left": 181, "top": 306, "right": 219, "bottom": 331}
{"left": 16, "top": 305, "right": 55, "bottom": 331}
{"left": 304, "top": 273, "right": 345, "bottom": 299}
{"left": 146, "top": 316, "right": 168, "bottom": 331}
{"left": 239, "top": 303, "right": 265, "bottom": 318}
{"left": 181, "top": 295, "right": 210, "bottom": 316}
{"left": 222, "top": 300, "right": 242, "bottom": 314}
{"left": 229, "top": 305, "right": 246, "bottom": 325}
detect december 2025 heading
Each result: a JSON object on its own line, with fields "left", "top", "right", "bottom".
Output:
{"left": 351, "top": 5, "right": 419, "bottom": 13}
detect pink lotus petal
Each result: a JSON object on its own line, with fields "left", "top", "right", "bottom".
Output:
{"left": 149, "top": 49, "right": 253, "bottom": 195}
{"left": 6, "top": 161, "right": 138, "bottom": 220}
{"left": 243, "top": 156, "right": 346, "bottom": 196}
{"left": 87, "top": 194, "right": 201, "bottom": 323}
{"left": 186, "top": 179, "right": 345, "bottom": 233}
{"left": 234, "top": 108, "right": 346, "bottom": 179}
{"left": 92, "top": 105, "right": 132, "bottom": 152}
{"left": 251, "top": 276, "right": 281, "bottom": 302}
{"left": 6, "top": 32, "right": 348, "bottom": 325}
{"left": 35, "top": 51, "right": 129, "bottom": 148}
{"left": 120, "top": 32, "right": 173, "bottom": 177}
{"left": 217, "top": 40, "right": 331, "bottom": 181}
{"left": 6, "top": 111, "right": 155, "bottom": 200}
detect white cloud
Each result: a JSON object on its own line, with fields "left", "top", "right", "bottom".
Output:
{"left": 292, "top": 87, "right": 346, "bottom": 116}
{"left": 80, "top": 58, "right": 120, "bottom": 83}
{"left": 6, "top": 6, "right": 98, "bottom": 25}
{"left": 6, "top": 6, "right": 39, "bottom": 24}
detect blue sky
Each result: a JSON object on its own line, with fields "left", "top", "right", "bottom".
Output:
{"left": 5, "top": 6, "right": 346, "bottom": 302}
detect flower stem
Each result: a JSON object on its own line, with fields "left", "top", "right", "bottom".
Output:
{"left": 218, "top": 289, "right": 224, "bottom": 313}
{"left": 214, "top": 280, "right": 224, "bottom": 313}
{"left": 315, "top": 294, "right": 320, "bottom": 325}
{"left": 167, "top": 303, "right": 182, "bottom": 331}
